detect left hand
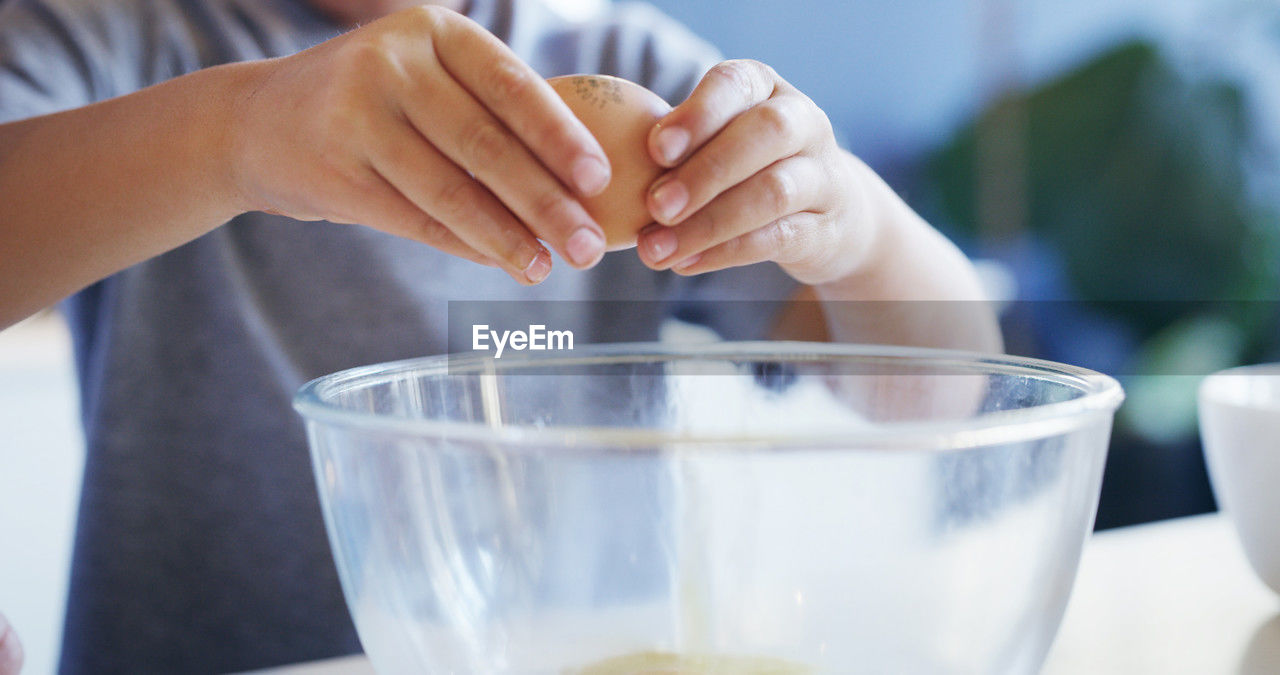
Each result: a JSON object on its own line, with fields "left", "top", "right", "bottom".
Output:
{"left": 636, "top": 59, "right": 870, "bottom": 285}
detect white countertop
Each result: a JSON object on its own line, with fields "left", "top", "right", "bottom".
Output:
{"left": 250, "top": 513, "right": 1280, "bottom": 674}
{"left": 1041, "top": 513, "right": 1279, "bottom": 674}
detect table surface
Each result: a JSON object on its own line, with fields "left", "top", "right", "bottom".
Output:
{"left": 249, "top": 513, "right": 1280, "bottom": 675}
{"left": 1042, "top": 513, "right": 1279, "bottom": 675}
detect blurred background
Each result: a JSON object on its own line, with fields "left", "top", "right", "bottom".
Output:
{"left": 646, "top": 0, "right": 1280, "bottom": 529}
{"left": 4, "top": 0, "right": 1280, "bottom": 672}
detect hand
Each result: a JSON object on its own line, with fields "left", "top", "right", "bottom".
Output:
{"left": 230, "top": 6, "right": 612, "bottom": 284}
{"left": 635, "top": 60, "right": 872, "bottom": 285}
{"left": 0, "top": 612, "right": 22, "bottom": 675}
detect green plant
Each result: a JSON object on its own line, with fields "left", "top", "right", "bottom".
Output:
{"left": 927, "top": 40, "right": 1280, "bottom": 442}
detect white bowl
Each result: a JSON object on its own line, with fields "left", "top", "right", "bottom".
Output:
{"left": 1199, "top": 364, "right": 1280, "bottom": 595}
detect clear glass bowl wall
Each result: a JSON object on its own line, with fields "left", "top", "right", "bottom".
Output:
{"left": 295, "top": 343, "right": 1123, "bottom": 674}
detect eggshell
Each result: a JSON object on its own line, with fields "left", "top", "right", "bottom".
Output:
{"left": 548, "top": 74, "right": 671, "bottom": 251}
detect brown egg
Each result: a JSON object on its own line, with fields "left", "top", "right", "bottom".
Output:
{"left": 548, "top": 74, "right": 671, "bottom": 251}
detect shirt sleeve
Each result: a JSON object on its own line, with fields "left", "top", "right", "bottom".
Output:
{"left": 0, "top": 0, "right": 325, "bottom": 125}
{"left": 566, "top": 1, "right": 722, "bottom": 106}
{"left": 0, "top": 0, "right": 114, "bottom": 122}
{"left": 503, "top": 0, "right": 720, "bottom": 107}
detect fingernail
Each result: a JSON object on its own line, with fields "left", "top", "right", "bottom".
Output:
{"left": 651, "top": 179, "right": 688, "bottom": 223}
{"left": 643, "top": 227, "right": 678, "bottom": 264}
{"left": 565, "top": 227, "right": 605, "bottom": 267}
{"left": 673, "top": 252, "right": 703, "bottom": 273}
{"left": 523, "top": 249, "right": 552, "bottom": 283}
{"left": 655, "top": 126, "right": 689, "bottom": 165}
{"left": 572, "top": 156, "right": 610, "bottom": 196}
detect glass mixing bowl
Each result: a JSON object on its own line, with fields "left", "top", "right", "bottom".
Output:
{"left": 294, "top": 342, "right": 1123, "bottom": 674}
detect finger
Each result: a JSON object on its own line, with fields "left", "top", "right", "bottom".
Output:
{"left": 647, "top": 59, "right": 782, "bottom": 169}
{"left": 666, "top": 211, "right": 824, "bottom": 276}
{"left": 647, "top": 92, "right": 822, "bottom": 226}
{"left": 368, "top": 124, "right": 559, "bottom": 283}
{"left": 638, "top": 156, "right": 826, "bottom": 270}
{"left": 300, "top": 158, "right": 511, "bottom": 274}
{"left": 337, "top": 165, "right": 511, "bottom": 273}
{"left": 363, "top": 171, "right": 502, "bottom": 270}
{"left": 429, "top": 8, "right": 611, "bottom": 198}
{"left": 402, "top": 66, "right": 607, "bottom": 268}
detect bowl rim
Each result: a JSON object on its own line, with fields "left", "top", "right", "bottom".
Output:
{"left": 293, "top": 341, "right": 1124, "bottom": 451}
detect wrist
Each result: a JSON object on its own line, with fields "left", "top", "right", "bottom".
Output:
{"left": 202, "top": 59, "right": 275, "bottom": 218}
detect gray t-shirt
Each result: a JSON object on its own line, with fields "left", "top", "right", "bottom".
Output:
{"left": 0, "top": 0, "right": 797, "bottom": 671}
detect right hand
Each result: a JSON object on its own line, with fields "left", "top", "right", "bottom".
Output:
{"left": 229, "top": 5, "right": 612, "bottom": 284}
{"left": 0, "top": 612, "right": 22, "bottom": 675}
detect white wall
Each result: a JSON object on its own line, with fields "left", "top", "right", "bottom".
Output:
{"left": 644, "top": 0, "right": 1267, "bottom": 171}
{"left": 0, "top": 314, "right": 83, "bottom": 675}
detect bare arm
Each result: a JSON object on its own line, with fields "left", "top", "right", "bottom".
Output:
{"left": 0, "top": 6, "right": 615, "bottom": 331}
{"left": 0, "top": 64, "right": 251, "bottom": 328}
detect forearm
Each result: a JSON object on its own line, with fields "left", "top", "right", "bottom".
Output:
{"left": 0, "top": 61, "right": 256, "bottom": 329}
{"left": 805, "top": 152, "right": 1003, "bottom": 352}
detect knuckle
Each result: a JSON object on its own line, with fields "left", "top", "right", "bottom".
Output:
{"left": 402, "top": 3, "right": 447, "bottom": 28}
{"left": 756, "top": 60, "right": 780, "bottom": 80}
{"left": 695, "top": 148, "right": 731, "bottom": 187}
{"left": 710, "top": 60, "right": 756, "bottom": 100}
{"left": 461, "top": 120, "right": 509, "bottom": 168}
{"left": 767, "top": 216, "right": 797, "bottom": 250}
{"left": 812, "top": 101, "right": 835, "bottom": 136}
{"left": 433, "top": 178, "right": 476, "bottom": 222}
{"left": 757, "top": 101, "right": 795, "bottom": 144}
{"left": 710, "top": 59, "right": 769, "bottom": 101}
{"left": 718, "top": 234, "right": 744, "bottom": 259}
{"left": 416, "top": 214, "right": 451, "bottom": 244}
{"left": 795, "top": 93, "right": 835, "bottom": 143}
{"left": 697, "top": 206, "right": 726, "bottom": 244}
{"left": 770, "top": 214, "right": 824, "bottom": 266}
{"left": 488, "top": 58, "right": 536, "bottom": 104}
{"left": 332, "top": 39, "right": 405, "bottom": 97}
{"left": 741, "top": 218, "right": 789, "bottom": 262}
{"left": 529, "top": 188, "right": 570, "bottom": 230}
{"left": 761, "top": 168, "right": 798, "bottom": 213}
{"left": 342, "top": 36, "right": 395, "bottom": 75}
